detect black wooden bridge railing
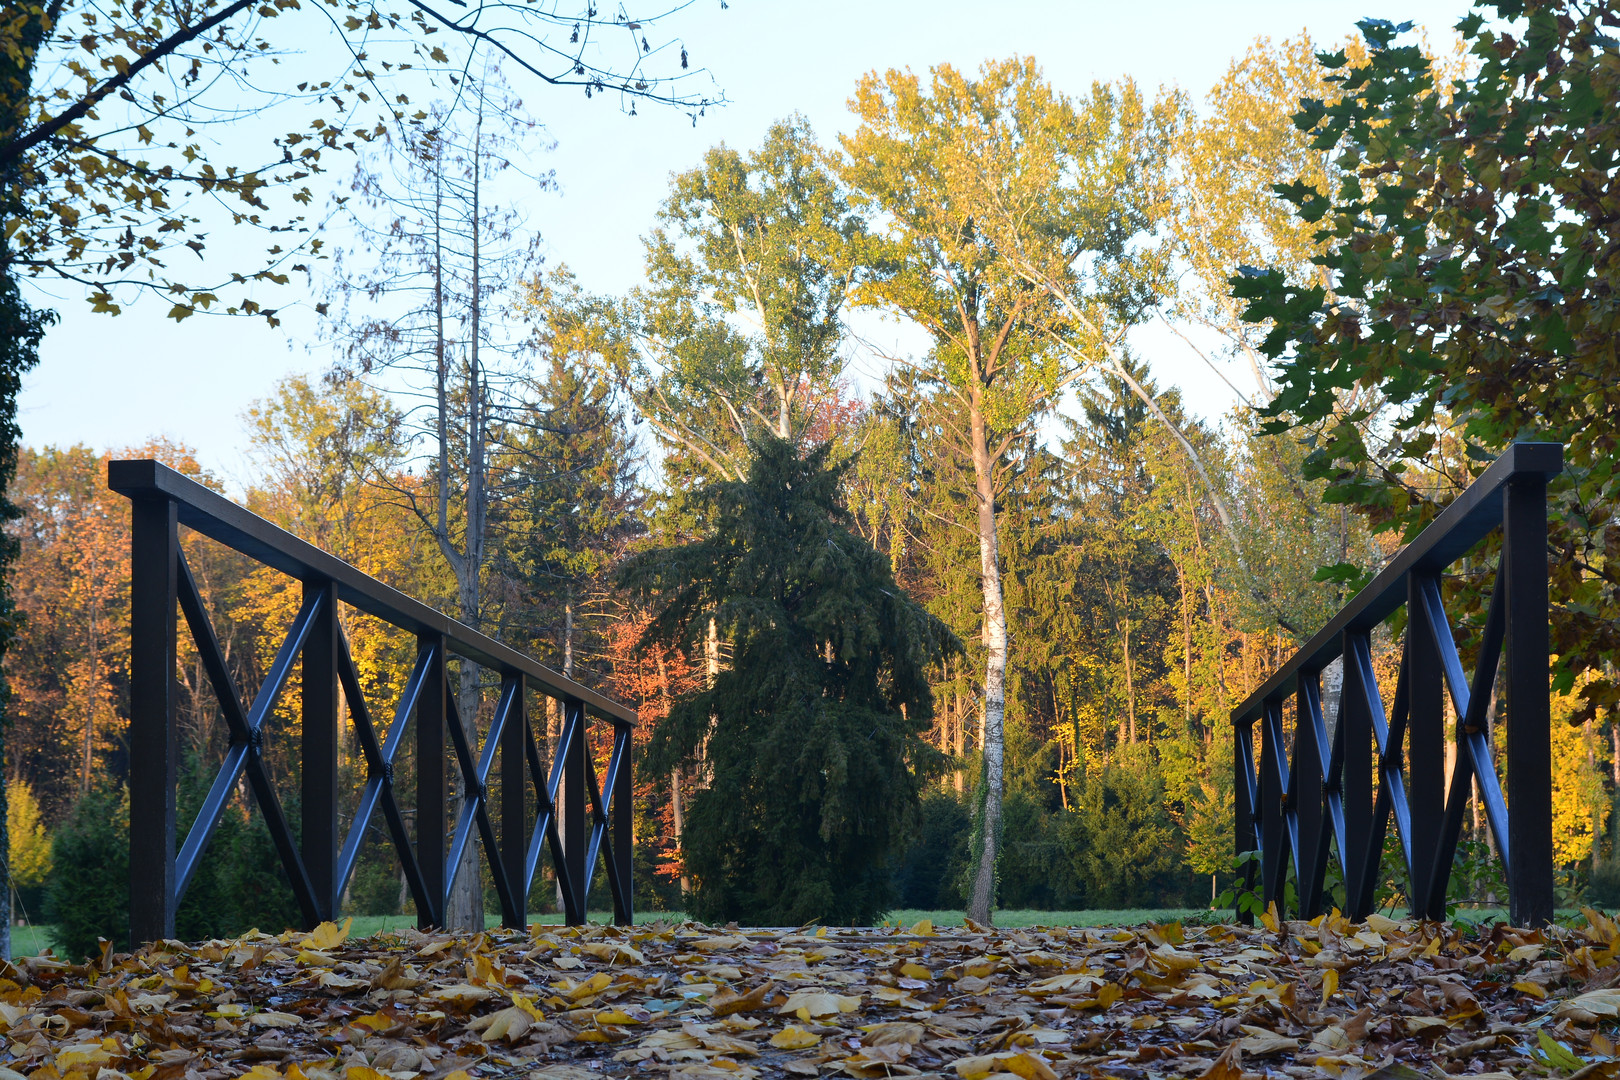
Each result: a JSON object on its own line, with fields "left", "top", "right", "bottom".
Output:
{"left": 1232, "top": 442, "right": 1562, "bottom": 927}
{"left": 110, "top": 460, "right": 636, "bottom": 945}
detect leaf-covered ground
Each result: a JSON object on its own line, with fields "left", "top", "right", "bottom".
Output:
{"left": 10, "top": 910, "right": 1620, "bottom": 1080}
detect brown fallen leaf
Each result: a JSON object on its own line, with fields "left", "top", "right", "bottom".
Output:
{"left": 1197, "top": 1042, "right": 1243, "bottom": 1080}
{"left": 707, "top": 981, "right": 774, "bottom": 1016}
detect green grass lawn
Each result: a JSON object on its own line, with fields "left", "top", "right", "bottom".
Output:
{"left": 13, "top": 903, "right": 1589, "bottom": 955}
{"left": 4, "top": 907, "right": 1224, "bottom": 955}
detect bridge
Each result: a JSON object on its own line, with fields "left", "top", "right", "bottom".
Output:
{"left": 1233, "top": 442, "right": 1562, "bottom": 926}
{"left": 109, "top": 459, "right": 636, "bottom": 943}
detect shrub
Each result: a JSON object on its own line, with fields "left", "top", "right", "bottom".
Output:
{"left": 894, "top": 789, "right": 971, "bottom": 909}
{"left": 45, "top": 786, "right": 128, "bottom": 960}
{"left": 1065, "top": 753, "right": 1187, "bottom": 908}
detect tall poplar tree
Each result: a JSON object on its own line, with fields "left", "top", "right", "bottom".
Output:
{"left": 628, "top": 116, "right": 864, "bottom": 481}
{"left": 839, "top": 57, "right": 1170, "bottom": 923}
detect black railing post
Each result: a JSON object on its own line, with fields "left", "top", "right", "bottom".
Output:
{"left": 129, "top": 495, "right": 180, "bottom": 945}
{"left": 502, "top": 676, "right": 529, "bottom": 928}
{"left": 564, "top": 696, "right": 588, "bottom": 922}
{"left": 302, "top": 580, "right": 339, "bottom": 925}
{"left": 1504, "top": 471, "right": 1554, "bottom": 925}
{"left": 1259, "top": 699, "right": 1286, "bottom": 912}
{"left": 1406, "top": 572, "right": 1445, "bottom": 915}
{"left": 1341, "top": 631, "right": 1374, "bottom": 919}
{"left": 1233, "top": 720, "right": 1258, "bottom": 924}
{"left": 612, "top": 723, "right": 633, "bottom": 926}
{"left": 1296, "top": 676, "right": 1326, "bottom": 917}
{"left": 417, "top": 635, "right": 447, "bottom": 929}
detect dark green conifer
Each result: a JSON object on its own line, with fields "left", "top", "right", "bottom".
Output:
{"left": 619, "top": 436, "right": 956, "bottom": 925}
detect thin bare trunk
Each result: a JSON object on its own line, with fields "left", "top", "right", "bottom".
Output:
{"left": 1122, "top": 615, "right": 1136, "bottom": 746}
{"left": 966, "top": 390, "right": 1006, "bottom": 927}
{"left": 444, "top": 102, "right": 488, "bottom": 932}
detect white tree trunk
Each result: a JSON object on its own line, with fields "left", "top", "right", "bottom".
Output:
{"left": 965, "top": 401, "right": 1006, "bottom": 927}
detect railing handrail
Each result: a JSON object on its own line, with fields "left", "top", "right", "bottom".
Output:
{"left": 1230, "top": 441, "right": 1563, "bottom": 726}
{"left": 109, "top": 458, "right": 634, "bottom": 727}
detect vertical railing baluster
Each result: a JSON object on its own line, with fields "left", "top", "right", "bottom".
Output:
{"left": 502, "top": 674, "right": 528, "bottom": 929}
{"left": 1504, "top": 472, "right": 1553, "bottom": 926}
{"left": 303, "top": 580, "right": 339, "bottom": 925}
{"left": 1296, "top": 676, "right": 1325, "bottom": 917}
{"left": 613, "top": 722, "right": 633, "bottom": 926}
{"left": 1259, "top": 700, "right": 1285, "bottom": 913}
{"left": 129, "top": 495, "right": 180, "bottom": 946}
{"left": 564, "top": 696, "right": 588, "bottom": 924}
{"left": 1341, "top": 632, "right": 1375, "bottom": 919}
{"left": 1406, "top": 572, "right": 1445, "bottom": 916}
{"left": 417, "top": 635, "right": 446, "bottom": 929}
{"left": 1233, "top": 720, "right": 1258, "bottom": 924}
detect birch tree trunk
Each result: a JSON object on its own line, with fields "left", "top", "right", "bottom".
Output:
{"left": 965, "top": 393, "right": 1006, "bottom": 927}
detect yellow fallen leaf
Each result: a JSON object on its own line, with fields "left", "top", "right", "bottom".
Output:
{"left": 55, "top": 1045, "right": 115, "bottom": 1070}
{"left": 594, "top": 1009, "right": 645, "bottom": 1025}
{"left": 564, "top": 972, "right": 613, "bottom": 1001}
{"left": 1025, "top": 972, "right": 1102, "bottom": 995}
{"left": 581, "top": 941, "right": 645, "bottom": 966}
{"left": 898, "top": 962, "right": 932, "bottom": 980}
{"left": 429, "top": 984, "right": 496, "bottom": 1006}
{"left": 860, "top": 1022, "right": 924, "bottom": 1046}
{"left": 319, "top": 971, "right": 367, "bottom": 991}
{"left": 952, "top": 1051, "right": 1058, "bottom": 1080}
{"left": 530, "top": 1067, "right": 602, "bottom": 1080}
{"left": 511, "top": 993, "right": 546, "bottom": 1021}
{"left": 1322, "top": 968, "right": 1338, "bottom": 1001}
{"left": 295, "top": 949, "right": 338, "bottom": 967}
{"left": 778, "top": 990, "right": 860, "bottom": 1019}
{"left": 1151, "top": 921, "right": 1185, "bottom": 945}
{"left": 910, "top": 920, "right": 934, "bottom": 936}
{"left": 1151, "top": 946, "right": 1200, "bottom": 973}
{"left": 770, "top": 1026, "right": 820, "bottom": 1050}
{"left": 1073, "top": 982, "right": 1122, "bottom": 1010}
{"left": 960, "top": 956, "right": 999, "bottom": 978}
{"left": 302, "top": 918, "right": 352, "bottom": 951}
{"left": 468, "top": 1006, "right": 533, "bottom": 1042}
{"left": 641, "top": 1029, "right": 702, "bottom": 1051}
{"left": 238, "top": 1067, "right": 280, "bottom": 1080}
{"left": 1508, "top": 943, "right": 1544, "bottom": 962}
{"left": 1235, "top": 1027, "right": 1298, "bottom": 1057}
{"left": 248, "top": 1011, "right": 301, "bottom": 1028}
{"left": 1512, "top": 981, "right": 1547, "bottom": 1000}
{"left": 345, "top": 1068, "right": 389, "bottom": 1080}
{"left": 1556, "top": 988, "right": 1620, "bottom": 1019}
{"left": 352, "top": 1013, "right": 400, "bottom": 1032}
{"left": 1404, "top": 1016, "right": 1448, "bottom": 1033}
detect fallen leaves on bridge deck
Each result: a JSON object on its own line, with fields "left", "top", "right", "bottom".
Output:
{"left": 7, "top": 909, "right": 1620, "bottom": 1080}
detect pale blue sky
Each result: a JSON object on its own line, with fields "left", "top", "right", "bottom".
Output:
{"left": 19, "top": 0, "right": 1478, "bottom": 488}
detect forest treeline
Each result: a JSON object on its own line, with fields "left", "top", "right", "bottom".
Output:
{"left": 10, "top": 11, "right": 1620, "bottom": 942}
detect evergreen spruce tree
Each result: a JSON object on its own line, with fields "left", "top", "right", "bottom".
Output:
{"left": 619, "top": 436, "right": 957, "bottom": 925}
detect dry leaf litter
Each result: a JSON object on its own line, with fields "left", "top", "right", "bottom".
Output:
{"left": 11, "top": 908, "right": 1620, "bottom": 1080}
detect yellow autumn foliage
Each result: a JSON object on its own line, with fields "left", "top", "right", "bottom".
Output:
{"left": 8, "top": 780, "right": 51, "bottom": 889}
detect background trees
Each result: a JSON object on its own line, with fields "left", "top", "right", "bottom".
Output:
{"left": 14, "top": 3, "right": 1620, "bottom": 938}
